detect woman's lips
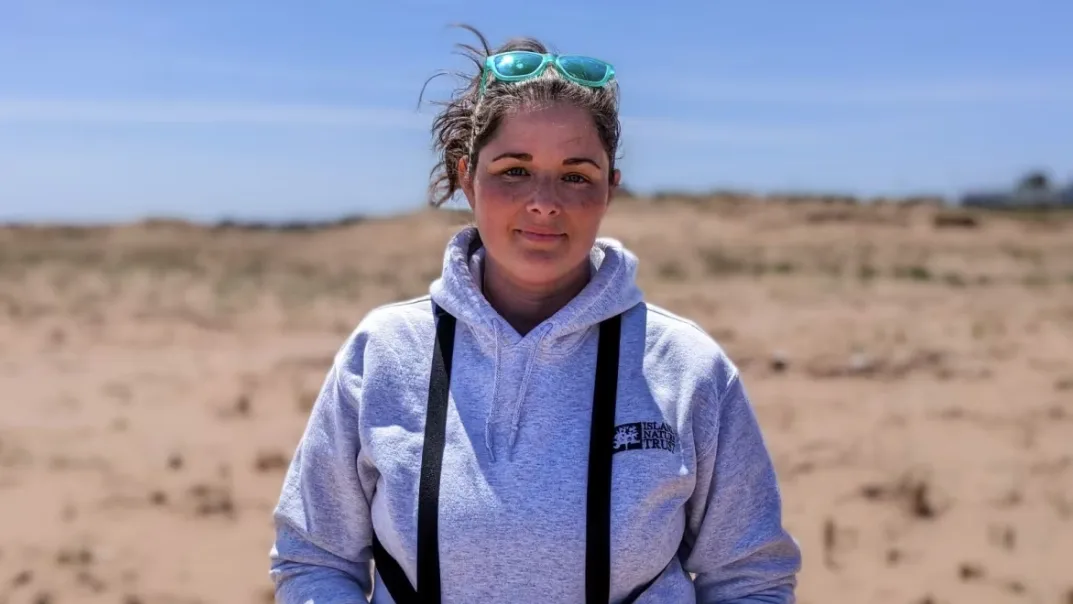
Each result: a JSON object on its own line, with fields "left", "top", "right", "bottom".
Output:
{"left": 515, "top": 228, "right": 565, "bottom": 243}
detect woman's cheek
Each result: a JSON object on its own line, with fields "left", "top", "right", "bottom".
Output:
{"left": 482, "top": 177, "right": 533, "bottom": 203}
{"left": 560, "top": 182, "right": 608, "bottom": 207}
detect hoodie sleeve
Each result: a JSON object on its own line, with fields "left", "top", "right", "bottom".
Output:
{"left": 680, "top": 370, "right": 802, "bottom": 604}
{"left": 269, "top": 347, "right": 375, "bottom": 604}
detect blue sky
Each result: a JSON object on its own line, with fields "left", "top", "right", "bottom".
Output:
{"left": 2, "top": 0, "right": 1071, "bottom": 222}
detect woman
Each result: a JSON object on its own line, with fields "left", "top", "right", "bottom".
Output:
{"left": 269, "top": 26, "right": 801, "bottom": 604}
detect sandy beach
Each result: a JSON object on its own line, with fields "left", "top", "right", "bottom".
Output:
{"left": 2, "top": 195, "right": 1071, "bottom": 604}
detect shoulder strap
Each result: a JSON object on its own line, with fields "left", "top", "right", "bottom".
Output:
{"left": 416, "top": 304, "right": 454, "bottom": 601}
{"left": 588, "top": 313, "right": 662, "bottom": 604}
{"left": 373, "top": 304, "right": 454, "bottom": 604}
{"left": 586, "top": 313, "right": 621, "bottom": 604}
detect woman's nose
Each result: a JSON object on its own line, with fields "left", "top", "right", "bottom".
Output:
{"left": 525, "top": 178, "right": 562, "bottom": 215}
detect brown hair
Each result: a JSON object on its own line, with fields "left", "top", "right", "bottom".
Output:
{"left": 419, "top": 25, "right": 622, "bottom": 207}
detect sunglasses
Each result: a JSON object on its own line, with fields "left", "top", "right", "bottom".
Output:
{"left": 480, "top": 51, "right": 616, "bottom": 94}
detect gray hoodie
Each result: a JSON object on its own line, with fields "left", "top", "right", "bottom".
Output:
{"left": 269, "top": 225, "right": 801, "bottom": 603}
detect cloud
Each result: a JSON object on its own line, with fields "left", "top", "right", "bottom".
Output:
{"left": 0, "top": 97, "right": 954, "bottom": 149}
{"left": 621, "top": 116, "right": 823, "bottom": 146}
{"left": 0, "top": 99, "right": 431, "bottom": 129}
{"left": 651, "top": 74, "right": 1073, "bottom": 105}
{"left": 0, "top": 98, "right": 823, "bottom": 145}
{"left": 133, "top": 56, "right": 423, "bottom": 93}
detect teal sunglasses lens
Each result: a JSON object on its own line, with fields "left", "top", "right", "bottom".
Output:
{"left": 490, "top": 51, "right": 545, "bottom": 78}
{"left": 556, "top": 55, "right": 612, "bottom": 84}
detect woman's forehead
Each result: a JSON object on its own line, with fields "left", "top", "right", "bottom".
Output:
{"left": 484, "top": 104, "right": 604, "bottom": 153}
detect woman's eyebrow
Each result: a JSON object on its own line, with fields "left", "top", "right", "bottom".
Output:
{"left": 488, "top": 152, "right": 602, "bottom": 169}
{"left": 563, "top": 157, "right": 602, "bottom": 169}
{"left": 489, "top": 152, "right": 531, "bottom": 162}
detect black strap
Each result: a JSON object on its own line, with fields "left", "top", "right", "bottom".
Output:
{"left": 417, "top": 306, "right": 454, "bottom": 601}
{"left": 373, "top": 308, "right": 649, "bottom": 603}
{"left": 586, "top": 313, "right": 621, "bottom": 604}
{"left": 372, "top": 533, "right": 418, "bottom": 603}
{"left": 372, "top": 306, "right": 454, "bottom": 604}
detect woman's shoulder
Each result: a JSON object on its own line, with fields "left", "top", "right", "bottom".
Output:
{"left": 627, "top": 301, "right": 741, "bottom": 399}
{"left": 332, "top": 294, "right": 436, "bottom": 363}
{"left": 358, "top": 294, "right": 436, "bottom": 331}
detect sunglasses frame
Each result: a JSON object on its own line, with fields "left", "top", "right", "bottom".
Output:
{"left": 479, "top": 51, "right": 616, "bottom": 94}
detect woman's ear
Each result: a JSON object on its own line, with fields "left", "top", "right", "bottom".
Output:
{"left": 607, "top": 168, "right": 621, "bottom": 205}
{"left": 457, "top": 156, "right": 476, "bottom": 211}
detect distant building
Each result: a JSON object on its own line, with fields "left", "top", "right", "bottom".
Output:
{"left": 960, "top": 172, "right": 1073, "bottom": 208}
{"left": 1060, "top": 184, "right": 1073, "bottom": 205}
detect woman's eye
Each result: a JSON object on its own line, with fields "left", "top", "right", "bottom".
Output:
{"left": 503, "top": 167, "right": 527, "bottom": 176}
{"left": 563, "top": 174, "right": 589, "bottom": 184}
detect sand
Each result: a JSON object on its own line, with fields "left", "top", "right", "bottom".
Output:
{"left": 1, "top": 196, "right": 1071, "bottom": 604}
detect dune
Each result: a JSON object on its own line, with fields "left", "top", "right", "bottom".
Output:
{"left": 1, "top": 195, "right": 1072, "bottom": 603}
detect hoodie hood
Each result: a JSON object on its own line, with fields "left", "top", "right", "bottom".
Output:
{"left": 429, "top": 225, "right": 644, "bottom": 461}
{"left": 430, "top": 224, "right": 644, "bottom": 348}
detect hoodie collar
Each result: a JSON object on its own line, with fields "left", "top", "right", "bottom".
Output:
{"left": 429, "top": 225, "right": 643, "bottom": 352}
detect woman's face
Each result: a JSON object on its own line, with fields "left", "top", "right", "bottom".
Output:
{"left": 459, "top": 101, "right": 619, "bottom": 290}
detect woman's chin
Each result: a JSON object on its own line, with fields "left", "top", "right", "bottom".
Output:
{"left": 498, "top": 250, "right": 588, "bottom": 290}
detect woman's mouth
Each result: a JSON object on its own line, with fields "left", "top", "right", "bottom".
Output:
{"left": 515, "top": 228, "right": 565, "bottom": 243}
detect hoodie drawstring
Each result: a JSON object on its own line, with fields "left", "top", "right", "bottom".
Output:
{"left": 483, "top": 320, "right": 502, "bottom": 462}
{"left": 506, "top": 326, "right": 550, "bottom": 460}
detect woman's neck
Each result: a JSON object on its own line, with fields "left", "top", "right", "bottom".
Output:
{"left": 482, "top": 257, "right": 590, "bottom": 336}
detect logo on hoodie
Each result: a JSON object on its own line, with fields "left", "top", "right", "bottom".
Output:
{"left": 612, "top": 422, "right": 678, "bottom": 455}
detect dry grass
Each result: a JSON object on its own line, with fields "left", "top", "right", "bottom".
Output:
{"left": 1, "top": 195, "right": 1072, "bottom": 603}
